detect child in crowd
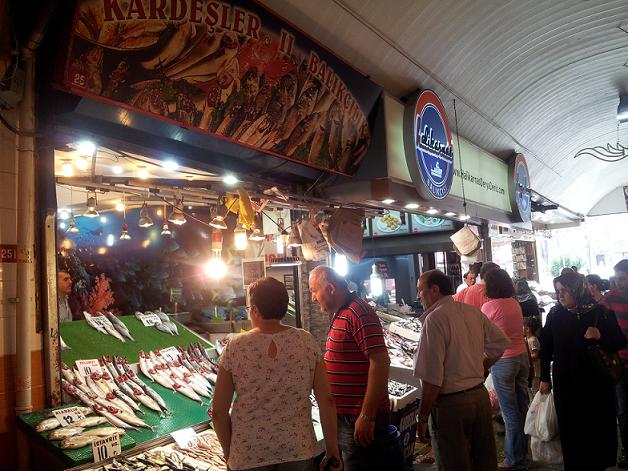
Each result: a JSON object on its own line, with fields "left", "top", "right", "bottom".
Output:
{"left": 523, "top": 316, "right": 541, "bottom": 399}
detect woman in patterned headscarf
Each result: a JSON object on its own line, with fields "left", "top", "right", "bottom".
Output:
{"left": 539, "top": 272, "right": 625, "bottom": 471}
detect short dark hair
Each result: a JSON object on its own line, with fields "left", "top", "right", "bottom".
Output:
{"left": 585, "top": 274, "right": 609, "bottom": 292}
{"left": 422, "top": 270, "right": 453, "bottom": 296}
{"left": 484, "top": 268, "right": 515, "bottom": 299}
{"left": 614, "top": 259, "right": 628, "bottom": 275}
{"left": 248, "top": 277, "right": 289, "bottom": 320}
{"left": 515, "top": 279, "right": 531, "bottom": 295}
{"left": 523, "top": 316, "right": 540, "bottom": 335}
{"left": 480, "top": 262, "right": 500, "bottom": 279}
{"left": 463, "top": 271, "right": 470, "bottom": 278}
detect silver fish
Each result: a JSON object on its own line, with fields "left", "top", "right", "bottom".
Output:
{"left": 153, "top": 309, "right": 170, "bottom": 323}
{"left": 106, "top": 312, "right": 135, "bottom": 341}
{"left": 60, "top": 336, "right": 71, "bottom": 350}
{"left": 35, "top": 417, "right": 60, "bottom": 432}
{"left": 47, "top": 426, "right": 85, "bottom": 440}
{"left": 59, "top": 435, "right": 95, "bottom": 449}
{"left": 155, "top": 322, "right": 174, "bottom": 335}
{"left": 97, "top": 312, "right": 126, "bottom": 342}
{"left": 83, "top": 311, "right": 109, "bottom": 335}
{"left": 80, "top": 426, "right": 126, "bottom": 437}
{"left": 73, "top": 416, "right": 108, "bottom": 428}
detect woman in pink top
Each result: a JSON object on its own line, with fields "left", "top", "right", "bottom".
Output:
{"left": 482, "top": 269, "right": 529, "bottom": 471}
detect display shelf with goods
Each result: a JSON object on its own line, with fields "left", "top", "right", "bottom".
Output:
{"left": 512, "top": 240, "right": 539, "bottom": 282}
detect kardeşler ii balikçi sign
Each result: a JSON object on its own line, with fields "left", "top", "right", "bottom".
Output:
{"left": 63, "top": 0, "right": 382, "bottom": 175}
{"left": 403, "top": 90, "right": 454, "bottom": 200}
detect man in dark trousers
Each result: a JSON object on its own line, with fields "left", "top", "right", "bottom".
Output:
{"left": 309, "top": 265, "right": 399, "bottom": 471}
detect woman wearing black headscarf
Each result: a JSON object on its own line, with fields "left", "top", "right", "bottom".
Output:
{"left": 539, "top": 272, "right": 626, "bottom": 471}
{"left": 514, "top": 279, "right": 540, "bottom": 319}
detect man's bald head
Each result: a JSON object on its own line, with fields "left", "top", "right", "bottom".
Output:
{"left": 309, "top": 265, "right": 348, "bottom": 313}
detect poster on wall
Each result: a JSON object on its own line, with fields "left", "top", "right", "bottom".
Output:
{"left": 410, "top": 214, "right": 454, "bottom": 233}
{"left": 63, "top": 0, "right": 382, "bottom": 175}
{"left": 242, "top": 257, "right": 266, "bottom": 288}
{"left": 372, "top": 211, "right": 409, "bottom": 237}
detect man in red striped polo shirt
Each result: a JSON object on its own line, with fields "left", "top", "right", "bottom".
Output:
{"left": 309, "top": 266, "right": 396, "bottom": 471}
{"left": 604, "top": 259, "right": 628, "bottom": 469}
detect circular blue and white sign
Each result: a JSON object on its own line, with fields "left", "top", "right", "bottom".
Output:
{"left": 509, "top": 153, "right": 532, "bottom": 222}
{"left": 403, "top": 90, "right": 454, "bottom": 200}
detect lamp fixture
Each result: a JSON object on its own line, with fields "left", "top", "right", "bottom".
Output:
{"left": 66, "top": 213, "right": 79, "bottom": 233}
{"left": 119, "top": 223, "right": 131, "bottom": 240}
{"left": 445, "top": 212, "right": 456, "bottom": 217}
{"left": 112, "top": 165, "right": 123, "bottom": 175}
{"left": 405, "top": 203, "right": 419, "bottom": 209}
{"left": 381, "top": 199, "right": 395, "bottom": 205}
{"left": 138, "top": 202, "right": 154, "bottom": 228}
{"left": 209, "top": 215, "right": 227, "bottom": 230}
{"left": 76, "top": 140, "right": 96, "bottom": 156}
{"left": 617, "top": 93, "right": 628, "bottom": 123}
{"left": 168, "top": 197, "right": 187, "bottom": 225}
{"left": 426, "top": 208, "right": 439, "bottom": 215}
{"left": 287, "top": 221, "right": 302, "bottom": 248}
{"left": 223, "top": 175, "right": 238, "bottom": 185}
{"left": 249, "top": 226, "right": 265, "bottom": 241}
{"left": 138, "top": 166, "right": 150, "bottom": 179}
{"left": 84, "top": 192, "right": 99, "bottom": 218}
{"left": 233, "top": 225, "right": 248, "bottom": 250}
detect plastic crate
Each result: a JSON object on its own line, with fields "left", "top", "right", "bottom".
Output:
{"left": 390, "top": 399, "right": 420, "bottom": 470}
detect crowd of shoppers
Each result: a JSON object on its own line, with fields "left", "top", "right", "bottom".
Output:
{"left": 210, "top": 259, "right": 627, "bottom": 471}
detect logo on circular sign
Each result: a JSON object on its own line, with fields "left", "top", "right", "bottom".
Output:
{"left": 404, "top": 90, "right": 454, "bottom": 200}
{"left": 509, "top": 153, "right": 531, "bottom": 222}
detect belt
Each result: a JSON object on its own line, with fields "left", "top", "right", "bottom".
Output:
{"left": 439, "top": 383, "right": 484, "bottom": 397}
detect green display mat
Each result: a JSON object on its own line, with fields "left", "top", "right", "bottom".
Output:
{"left": 18, "top": 403, "right": 136, "bottom": 467}
{"left": 60, "top": 316, "right": 212, "bottom": 366}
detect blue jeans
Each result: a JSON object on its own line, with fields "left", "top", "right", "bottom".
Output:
{"left": 337, "top": 412, "right": 400, "bottom": 471}
{"left": 617, "top": 370, "right": 628, "bottom": 454}
{"left": 491, "top": 353, "right": 529, "bottom": 466}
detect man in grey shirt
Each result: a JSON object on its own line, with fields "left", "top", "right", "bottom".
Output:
{"left": 413, "top": 269, "right": 510, "bottom": 471}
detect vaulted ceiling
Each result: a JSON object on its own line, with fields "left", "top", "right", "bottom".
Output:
{"left": 261, "top": 0, "right": 628, "bottom": 215}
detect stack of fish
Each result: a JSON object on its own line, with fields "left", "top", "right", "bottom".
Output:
{"left": 388, "top": 380, "right": 415, "bottom": 398}
{"left": 83, "top": 312, "right": 135, "bottom": 342}
{"left": 60, "top": 357, "right": 169, "bottom": 434}
{"left": 138, "top": 344, "right": 215, "bottom": 405}
{"left": 85, "top": 447, "right": 213, "bottom": 471}
{"left": 34, "top": 407, "right": 127, "bottom": 450}
{"left": 174, "top": 430, "right": 227, "bottom": 470}
{"left": 134, "top": 309, "right": 180, "bottom": 336}
{"left": 383, "top": 330, "right": 417, "bottom": 369}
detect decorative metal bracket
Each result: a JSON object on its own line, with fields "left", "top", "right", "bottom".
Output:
{"left": 574, "top": 142, "right": 627, "bottom": 162}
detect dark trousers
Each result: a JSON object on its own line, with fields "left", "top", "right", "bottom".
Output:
{"left": 337, "top": 411, "right": 400, "bottom": 471}
{"left": 618, "top": 371, "right": 628, "bottom": 454}
{"left": 429, "top": 386, "right": 497, "bottom": 471}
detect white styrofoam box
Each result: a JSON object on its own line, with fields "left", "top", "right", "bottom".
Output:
{"left": 389, "top": 364, "right": 422, "bottom": 389}
{"left": 389, "top": 321, "right": 421, "bottom": 341}
{"left": 390, "top": 386, "right": 420, "bottom": 412}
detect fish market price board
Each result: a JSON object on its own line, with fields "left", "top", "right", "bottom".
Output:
{"left": 75, "top": 359, "right": 103, "bottom": 376}
{"left": 137, "top": 312, "right": 162, "bottom": 326}
{"left": 92, "top": 433, "right": 121, "bottom": 463}
{"left": 52, "top": 406, "right": 87, "bottom": 427}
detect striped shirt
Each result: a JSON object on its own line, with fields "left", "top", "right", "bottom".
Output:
{"left": 603, "top": 289, "right": 628, "bottom": 367}
{"left": 324, "top": 294, "right": 388, "bottom": 415}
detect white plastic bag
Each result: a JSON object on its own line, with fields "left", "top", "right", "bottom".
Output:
{"left": 524, "top": 391, "right": 559, "bottom": 441}
{"left": 484, "top": 373, "right": 500, "bottom": 417}
{"left": 530, "top": 436, "right": 563, "bottom": 464}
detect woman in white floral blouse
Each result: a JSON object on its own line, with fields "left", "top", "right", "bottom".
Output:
{"left": 212, "top": 277, "right": 342, "bottom": 471}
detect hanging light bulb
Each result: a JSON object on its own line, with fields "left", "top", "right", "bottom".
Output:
{"left": 66, "top": 213, "right": 79, "bottom": 233}
{"left": 168, "top": 197, "right": 187, "bottom": 225}
{"left": 160, "top": 202, "right": 172, "bottom": 236}
{"left": 138, "top": 202, "right": 154, "bottom": 228}
{"left": 119, "top": 223, "right": 131, "bottom": 240}
{"left": 233, "top": 225, "right": 248, "bottom": 250}
{"left": 209, "top": 214, "right": 227, "bottom": 230}
{"left": 137, "top": 166, "right": 150, "bottom": 179}
{"left": 249, "top": 225, "right": 265, "bottom": 241}
{"left": 204, "top": 256, "right": 227, "bottom": 279}
{"left": 287, "top": 221, "right": 302, "bottom": 247}
{"left": 275, "top": 234, "right": 285, "bottom": 254}
{"left": 84, "top": 192, "right": 99, "bottom": 217}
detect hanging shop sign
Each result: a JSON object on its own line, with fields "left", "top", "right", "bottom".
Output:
{"left": 508, "top": 153, "right": 532, "bottom": 223}
{"left": 63, "top": 0, "right": 382, "bottom": 175}
{"left": 403, "top": 90, "right": 454, "bottom": 200}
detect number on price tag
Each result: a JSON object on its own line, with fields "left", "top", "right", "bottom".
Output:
{"left": 52, "top": 406, "right": 86, "bottom": 427}
{"left": 75, "top": 359, "right": 103, "bottom": 377}
{"left": 138, "top": 313, "right": 161, "bottom": 327}
{"left": 92, "top": 433, "right": 121, "bottom": 463}
{"left": 171, "top": 428, "right": 198, "bottom": 449}
{"left": 160, "top": 346, "right": 180, "bottom": 362}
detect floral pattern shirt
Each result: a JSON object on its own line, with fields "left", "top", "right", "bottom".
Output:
{"left": 219, "top": 327, "right": 322, "bottom": 470}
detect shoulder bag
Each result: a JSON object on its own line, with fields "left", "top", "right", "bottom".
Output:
{"left": 587, "top": 309, "right": 625, "bottom": 385}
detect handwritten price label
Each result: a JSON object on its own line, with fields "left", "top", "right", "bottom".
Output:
{"left": 160, "top": 346, "right": 180, "bottom": 362}
{"left": 52, "top": 406, "right": 86, "bottom": 427}
{"left": 92, "top": 434, "right": 121, "bottom": 463}
{"left": 171, "top": 427, "right": 198, "bottom": 449}
{"left": 138, "top": 313, "right": 161, "bottom": 327}
{"left": 75, "top": 359, "right": 103, "bottom": 377}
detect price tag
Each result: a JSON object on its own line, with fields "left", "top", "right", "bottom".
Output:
{"left": 75, "top": 359, "right": 103, "bottom": 377}
{"left": 92, "top": 433, "right": 121, "bottom": 463}
{"left": 52, "top": 406, "right": 86, "bottom": 427}
{"left": 160, "top": 346, "right": 180, "bottom": 362}
{"left": 171, "top": 427, "right": 198, "bottom": 449}
{"left": 138, "top": 313, "right": 162, "bottom": 327}
{"left": 91, "top": 316, "right": 109, "bottom": 328}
